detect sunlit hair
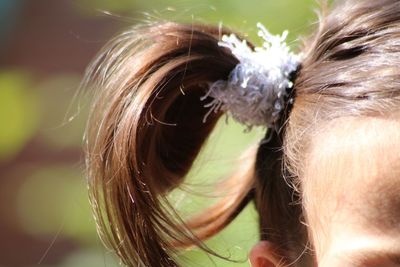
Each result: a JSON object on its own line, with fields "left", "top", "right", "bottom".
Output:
{"left": 83, "top": 0, "right": 400, "bottom": 266}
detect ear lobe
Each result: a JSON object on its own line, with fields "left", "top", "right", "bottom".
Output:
{"left": 249, "top": 241, "right": 284, "bottom": 267}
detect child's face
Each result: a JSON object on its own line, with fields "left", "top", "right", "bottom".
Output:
{"left": 304, "top": 115, "right": 400, "bottom": 266}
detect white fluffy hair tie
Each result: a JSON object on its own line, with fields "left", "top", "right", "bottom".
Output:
{"left": 201, "top": 23, "right": 301, "bottom": 129}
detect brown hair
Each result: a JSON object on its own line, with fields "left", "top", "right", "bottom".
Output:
{"left": 83, "top": 0, "right": 400, "bottom": 266}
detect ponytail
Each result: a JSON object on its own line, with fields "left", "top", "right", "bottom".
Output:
{"left": 83, "top": 22, "right": 256, "bottom": 266}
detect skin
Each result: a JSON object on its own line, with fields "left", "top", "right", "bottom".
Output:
{"left": 250, "top": 114, "right": 400, "bottom": 267}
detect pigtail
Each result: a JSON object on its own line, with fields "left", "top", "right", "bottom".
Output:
{"left": 253, "top": 129, "right": 310, "bottom": 265}
{"left": 83, "top": 22, "right": 256, "bottom": 266}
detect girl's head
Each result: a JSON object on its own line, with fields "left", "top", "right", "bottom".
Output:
{"left": 83, "top": 0, "right": 400, "bottom": 266}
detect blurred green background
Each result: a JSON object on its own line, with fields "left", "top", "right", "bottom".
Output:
{"left": 0, "top": 1, "right": 316, "bottom": 266}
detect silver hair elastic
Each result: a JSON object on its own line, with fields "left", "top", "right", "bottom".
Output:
{"left": 201, "top": 23, "right": 301, "bottom": 129}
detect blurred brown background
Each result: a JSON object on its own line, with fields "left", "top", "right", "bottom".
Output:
{"left": 1, "top": 1, "right": 123, "bottom": 266}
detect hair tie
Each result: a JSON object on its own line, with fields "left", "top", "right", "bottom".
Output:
{"left": 201, "top": 23, "right": 301, "bottom": 130}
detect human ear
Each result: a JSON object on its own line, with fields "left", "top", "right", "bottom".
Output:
{"left": 249, "top": 241, "right": 284, "bottom": 267}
